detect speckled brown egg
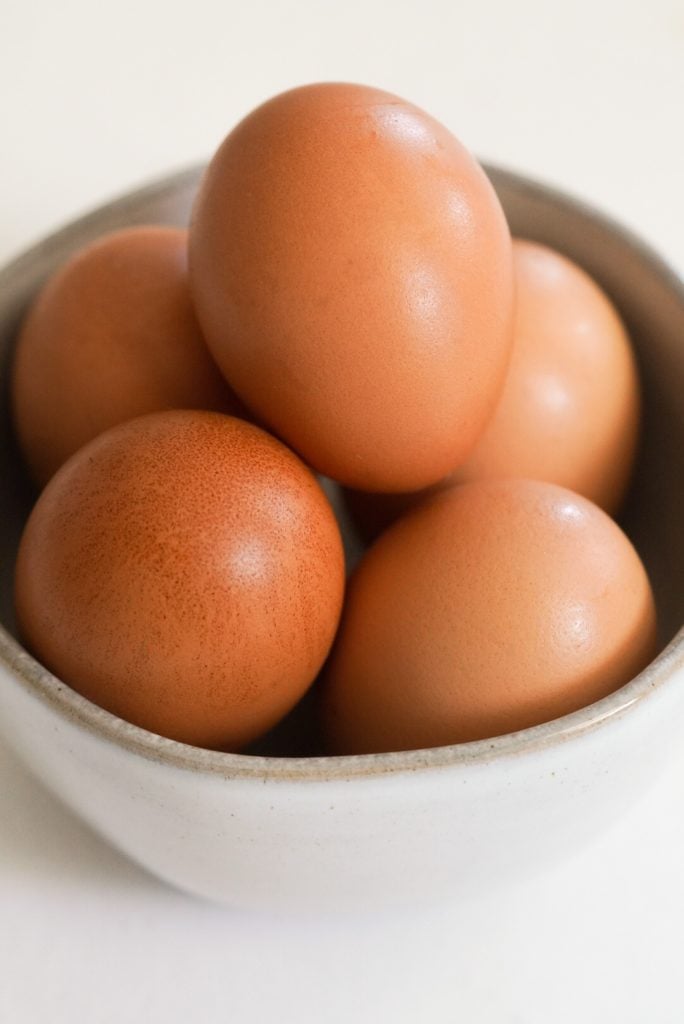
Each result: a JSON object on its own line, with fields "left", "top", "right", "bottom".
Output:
{"left": 12, "top": 226, "right": 245, "bottom": 486}
{"left": 189, "top": 82, "right": 514, "bottom": 492}
{"left": 14, "top": 410, "right": 345, "bottom": 750}
{"left": 452, "top": 239, "right": 641, "bottom": 512}
{"left": 323, "top": 478, "right": 656, "bottom": 753}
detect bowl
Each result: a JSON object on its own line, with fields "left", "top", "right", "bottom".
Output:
{"left": 0, "top": 166, "right": 683, "bottom": 912}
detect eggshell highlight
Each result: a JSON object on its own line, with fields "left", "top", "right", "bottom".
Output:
{"left": 323, "top": 479, "right": 656, "bottom": 753}
{"left": 453, "top": 239, "right": 640, "bottom": 512}
{"left": 15, "top": 411, "right": 345, "bottom": 750}
{"left": 189, "top": 82, "right": 514, "bottom": 492}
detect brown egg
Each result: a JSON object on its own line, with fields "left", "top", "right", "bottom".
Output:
{"left": 452, "top": 239, "right": 641, "bottom": 512}
{"left": 15, "top": 411, "right": 345, "bottom": 750}
{"left": 343, "top": 238, "right": 641, "bottom": 543}
{"left": 12, "top": 226, "right": 244, "bottom": 486}
{"left": 323, "top": 479, "right": 656, "bottom": 753}
{"left": 189, "top": 82, "right": 514, "bottom": 492}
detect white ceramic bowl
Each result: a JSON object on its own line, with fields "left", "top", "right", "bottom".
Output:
{"left": 0, "top": 166, "right": 683, "bottom": 912}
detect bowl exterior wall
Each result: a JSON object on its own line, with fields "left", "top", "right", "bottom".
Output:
{"left": 1, "top": 653, "right": 683, "bottom": 911}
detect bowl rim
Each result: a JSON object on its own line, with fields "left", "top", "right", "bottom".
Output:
{"left": 1, "top": 162, "right": 683, "bottom": 782}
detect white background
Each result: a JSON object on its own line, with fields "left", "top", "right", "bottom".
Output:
{"left": 2, "top": 1, "right": 684, "bottom": 1021}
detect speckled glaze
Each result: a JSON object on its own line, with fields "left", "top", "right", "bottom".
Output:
{"left": 0, "top": 166, "right": 683, "bottom": 911}
{"left": 12, "top": 226, "right": 242, "bottom": 485}
{"left": 15, "top": 411, "right": 344, "bottom": 750}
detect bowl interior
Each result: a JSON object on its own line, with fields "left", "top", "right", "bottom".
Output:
{"left": 1, "top": 164, "right": 683, "bottom": 763}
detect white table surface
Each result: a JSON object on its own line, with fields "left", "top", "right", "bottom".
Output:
{"left": 2, "top": 2, "right": 684, "bottom": 1021}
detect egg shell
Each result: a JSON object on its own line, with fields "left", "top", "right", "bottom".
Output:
{"left": 323, "top": 478, "right": 656, "bottom": 753}
{"left": 189, "top": 82, "right": 514, "bottom": 492}
{"left": 12, "top": 226, "right": 244, "bottom": 486}
{"left": 343, "top": 238, "right": 642, "bottom": 543}
{"left": 14, "top": 410, "right": 345, "bottom": 750}
{"left": 452, "top": 239, "right": 641, "bottom": 512}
